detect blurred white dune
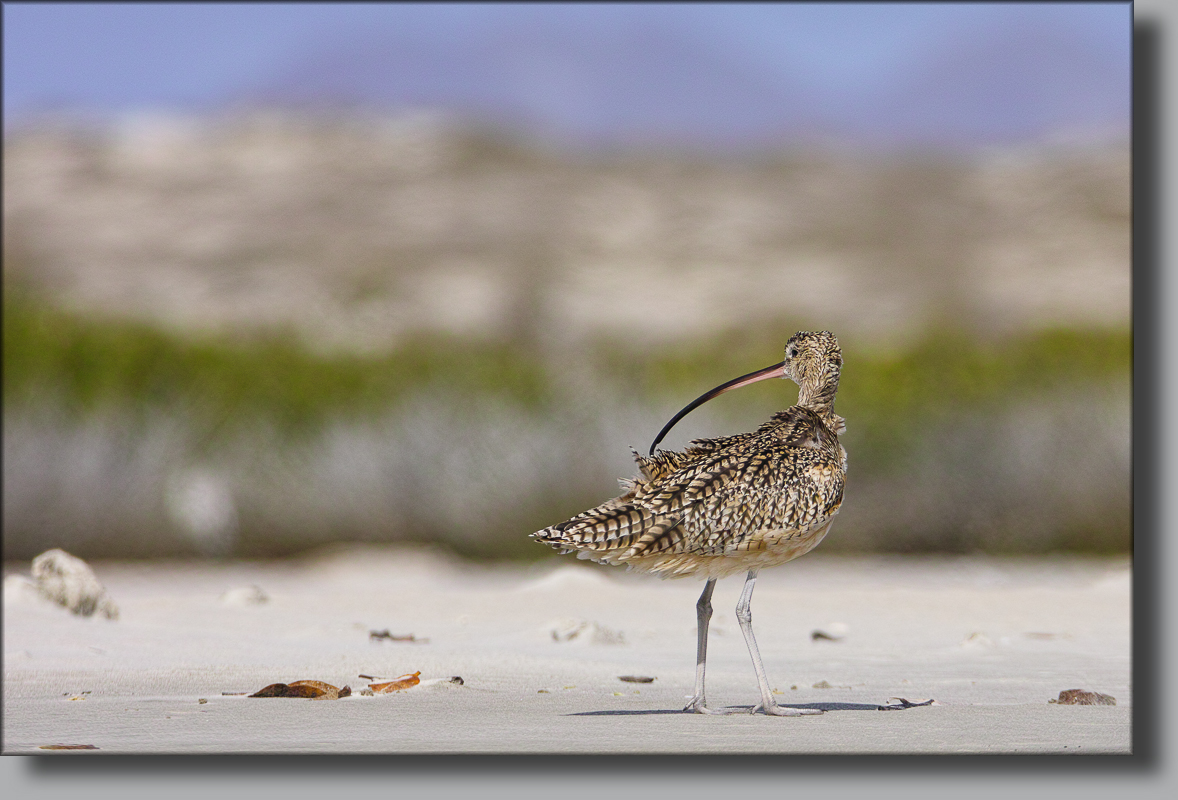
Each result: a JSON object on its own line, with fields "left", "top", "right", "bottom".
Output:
{"left": 3, "top": 112, "right": 1128, "bottom": 352}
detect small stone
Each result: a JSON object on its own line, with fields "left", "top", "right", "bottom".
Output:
{"left": 30, "top": 549, "right": 119, "bottom": 619}
{"left": 812, "top": 622, "right": 848, "bottom": 641}
{"left": 1054, "top": 689, "right": 1116, "bottom": 706}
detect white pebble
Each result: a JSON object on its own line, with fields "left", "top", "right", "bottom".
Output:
{"left": 30, "top": 549, "right": 119, "bottom": 619}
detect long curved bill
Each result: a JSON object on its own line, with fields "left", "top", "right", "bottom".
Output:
{"left": 648, "top": 361, "right": 786, "bottom": 456}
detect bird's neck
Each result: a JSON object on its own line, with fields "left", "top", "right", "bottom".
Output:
{"left": 797, "top": 378, "right": 838, "bottom": 423}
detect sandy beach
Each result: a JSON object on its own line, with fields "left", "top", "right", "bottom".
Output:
{"left": 2, "top": 547, "right": 1130, "bottom": 754}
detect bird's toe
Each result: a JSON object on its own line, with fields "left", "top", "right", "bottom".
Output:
{"left": 757, "top": 703, "right": 824, "bottom": 717}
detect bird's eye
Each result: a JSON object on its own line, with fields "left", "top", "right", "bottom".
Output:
{"left": 787, "top": 347, "right": 798, "bottom": 359}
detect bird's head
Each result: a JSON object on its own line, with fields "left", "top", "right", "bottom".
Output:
{"left": 647, "top": 330, "right": 842, "bottom": 455}
{"left": 783, "top": 330, "right": 842, "bottom": 399}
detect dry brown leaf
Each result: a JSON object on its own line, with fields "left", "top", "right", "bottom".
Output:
{"left": 250, "top": 683, "right": 320, "bottom": 698}
{"left": 288, "top": 680, "right": 345, "bottom": 700}
{"left": 249, "top": 679, "right": 351, "bottom": 699}
{"left": 370, "top": 671, "right": 421, "bottom": 694}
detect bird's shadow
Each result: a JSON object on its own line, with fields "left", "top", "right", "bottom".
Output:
{"left": 568, "top": 701, "right": 929, "bottom": 716}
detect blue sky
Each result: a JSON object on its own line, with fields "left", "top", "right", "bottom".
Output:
{"left": 3, "top": 2, "right": 1132, "bottom": 148}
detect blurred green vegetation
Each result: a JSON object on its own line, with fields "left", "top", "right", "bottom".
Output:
{"left": 5, "top": 287, "right": 1129, "bottom": 458}
{"left": 843, "top": 328, "right": 1130, "bottom": 469}
{"left": 3, "top": 287, "right": 552, "bottom": 436}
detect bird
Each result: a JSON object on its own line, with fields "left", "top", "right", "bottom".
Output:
{"left": 532, "top": 330, "right": 846, "bottom": 715}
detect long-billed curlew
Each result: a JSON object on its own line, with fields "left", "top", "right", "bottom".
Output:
{"left": 532, "top": 331, "right": 846, "bottom": 715}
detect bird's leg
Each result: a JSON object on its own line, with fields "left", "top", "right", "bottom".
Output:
{"left": 684, "top": 578, "right": 723, "bottom": 714}
{"left": 735, "top": 569, "right": 822, "bottom": 717}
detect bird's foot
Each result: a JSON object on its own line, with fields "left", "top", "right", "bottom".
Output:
{"left": 753, "top": 702, "right": 824, "bottom": 717}
{"left": 683, "top": 696, "right": 730, "bottom": 715}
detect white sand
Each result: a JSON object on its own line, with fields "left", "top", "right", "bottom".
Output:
{"left": 3, "top": 548, "right": 1130, "bottom": 754}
